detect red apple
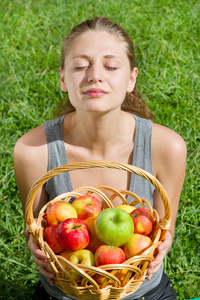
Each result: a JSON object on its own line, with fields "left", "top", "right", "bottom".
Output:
{"left": 46, "top": 201, "right": 77, "bottom": 225}
{"left": 130, "top": 208, "right": 154, "bottom": 236}
{"left": 45, "top": 224, "right": 65, "bottom": 254}
{"left": 72, "top": 195, "right": 102, "bottom": 220}
{"left": 56, "top": 218, "right": 90, "bottom": 251}
{"left": 123, "top": 233, "right": 152, "bottom": 259}
{"left": 94, "top": 208, "right": 134, "bottom": 246}
{"left": 95, "top": 245, "right": 126, "bottom": 266}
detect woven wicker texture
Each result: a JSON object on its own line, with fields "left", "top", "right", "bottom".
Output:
{"left": 25, "top": 160, "right": 171, "bottom": 300}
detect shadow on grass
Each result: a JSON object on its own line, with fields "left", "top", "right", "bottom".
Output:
{"left": 0, "top": 281, "right": 34, "bottom": 300}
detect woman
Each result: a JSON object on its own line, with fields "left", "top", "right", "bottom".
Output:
{"left": 14, "top": 17, "right": 187, "bottom": 300}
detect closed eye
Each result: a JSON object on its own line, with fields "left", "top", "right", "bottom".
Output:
{"left": 75, "top": 66, "right": 89, "bottom": 70}
{"left": 105, "top": 66, "right": 118, "bottom": 71}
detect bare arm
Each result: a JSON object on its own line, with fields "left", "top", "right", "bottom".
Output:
{"left": 152, "top": 123, "right": 187, "bottom": 236}
{"left": 147, "top": 123, "right": 187, "bottom": 279}
{"left": 14, "top": 125, "right": 55, "bottom": 284}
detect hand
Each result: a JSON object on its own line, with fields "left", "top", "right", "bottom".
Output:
{"left": 25, "top": 228, "right": 56, "bottom": 285}
{"left": 146, "top": 231, "right": 173, "bottom": 280}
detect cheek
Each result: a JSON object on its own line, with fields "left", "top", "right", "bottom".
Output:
{"left": 67, "top": 73, "right": 85, "bottom": 91}
{"left": 65, "top": 83, "right": 78, "bottom": 105}
{"left": 65, "top": 75, "right": 78, "bottom": 94}
{"left": 111, "top": 69, "right": 131, "bottom": 87}
{"left": 112, "top": 77, "right": 129, "bottom": 97}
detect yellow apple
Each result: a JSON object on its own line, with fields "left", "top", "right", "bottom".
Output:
{"left": 123, "top": 233, "right": 152, "bottom": 259}
{"left": 46, "top": 201, "right": 77, "bottom": 225}
{"left": 67, "top": 249, "right": 95, "bottom": 280}
{"left": 115, "top": 204, "right": 136, "bottom": 213}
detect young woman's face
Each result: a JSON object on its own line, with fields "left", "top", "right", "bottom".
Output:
{"left": 60, "top": 30, "right": 137, "bottom": 113}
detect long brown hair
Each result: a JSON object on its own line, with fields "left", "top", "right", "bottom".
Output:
{"left": 56, "top": 17, "right": 153, "bottom": 120}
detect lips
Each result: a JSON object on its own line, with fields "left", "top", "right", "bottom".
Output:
{"left": 84, "top": 88, "right": 108, "bottom": 97}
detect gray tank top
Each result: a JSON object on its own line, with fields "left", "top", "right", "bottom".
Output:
{"left": 41, "top": 113, "right": 163, "bottom": 299}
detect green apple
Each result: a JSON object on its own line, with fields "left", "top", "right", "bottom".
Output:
{"left": 94, "top": 208, "right": 134, "bottom": 247}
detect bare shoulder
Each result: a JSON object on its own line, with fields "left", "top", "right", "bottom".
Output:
{"left": 14, "top": 125, "right": 48, "bottom": 178}
{"left": 14, "top": 125, "right": 47, "bottom": 163}
{"left": 152, "top": 123, "right": 187, "bottom": 176}
{"left": 152, "top": 123, "right": 187, "bottom": 152}
{"left": 14, "top": 124, "right": 47, "bottom": 147}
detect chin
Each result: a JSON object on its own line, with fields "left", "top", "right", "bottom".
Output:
{"left": 79, "top": 104, "right": 121, "bottom": 114}
{"left": 70, "top": 97, "right": 121, "bottom": 113}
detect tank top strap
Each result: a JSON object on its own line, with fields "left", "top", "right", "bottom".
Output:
{"left": 127, "top": 114, "right": 155, "bottom": 206}
{"left": 44, "top": 115, "right": 73, "bottom": 201}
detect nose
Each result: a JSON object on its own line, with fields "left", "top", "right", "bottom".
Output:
{"left": 86, "top": 65, "right": 103, "bottom": 83}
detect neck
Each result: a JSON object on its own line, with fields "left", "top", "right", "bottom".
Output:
{"left": 66, "top": 109, "right": 127, "bottom": 153}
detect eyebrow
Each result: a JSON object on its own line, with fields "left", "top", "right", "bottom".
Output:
{"left": 72, "top": 54, "right": 121, "bottom": 60}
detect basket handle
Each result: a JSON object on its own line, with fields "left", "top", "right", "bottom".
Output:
{"left": 25, "top": 160, "right": 171, "bottom": 238}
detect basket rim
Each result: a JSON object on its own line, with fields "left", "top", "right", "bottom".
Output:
{"left": 25, "top": 160, "right": 171, "bottom": 231}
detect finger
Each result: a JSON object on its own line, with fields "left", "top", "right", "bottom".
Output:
{"left": 48, "top": 278, "right": 55, "bottom": 286}
{"left": 158, "top": 239, "right": 171, "bottom": 252}
{"left": 148, "top": 251, "right": 165, "bottom": 270}
{"left": 149, "top": 255, "right": 164, "bottom": 269}
{"left": 33, "top": 247, "right": 49, "bottom": 261}
{"left": 38, "top": 265, "right": 56, "bottom": 281}
{"left": 27, "top": 237, "right": 48, "bottom": 260}
{"left": 146, "top": 232, "right": 173, "bottom": 280}
{"left": 25, "top": 231, "right": 56, "bottom": 285}
{"left": 160, "top": 231, "right": 173, "bottom": 250}
{"left": 147, "top": 248, "right": 165, "bottom": 277}
{"left": 32, "top": 254, "right": 51, "bottom": 269}
{"left": 147, "top": 261, "right": 162, "bottom": 276}
{"left": 25, "top": 229, "right": 30, "bottom": 236}
{"left": 30, "top": 246, "right": 56, "bottom": 282}
{"left": 146, "top": 273, "right": 152, "bottom": 281}
{"left": 148, "top": 242, "right": 169, "bottom": 269}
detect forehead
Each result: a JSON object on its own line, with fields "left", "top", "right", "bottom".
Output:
{"left": 66, "top": 30, "right": 128, "bottom": 60}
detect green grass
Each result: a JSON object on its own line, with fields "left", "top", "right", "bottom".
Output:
{"left": 0, "top": 0, "right": 199, "bottom": 299}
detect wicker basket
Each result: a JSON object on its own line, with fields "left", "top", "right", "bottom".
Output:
{"left": 25, "top": 160, "right": 171, "bottom": 300}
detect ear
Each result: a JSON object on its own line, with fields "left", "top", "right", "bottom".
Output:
{"left": 59, "top": 67, "right": 68, "bottom": 92}
{"left": 127, "top": 67, "right": 138, "bottom": 93}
